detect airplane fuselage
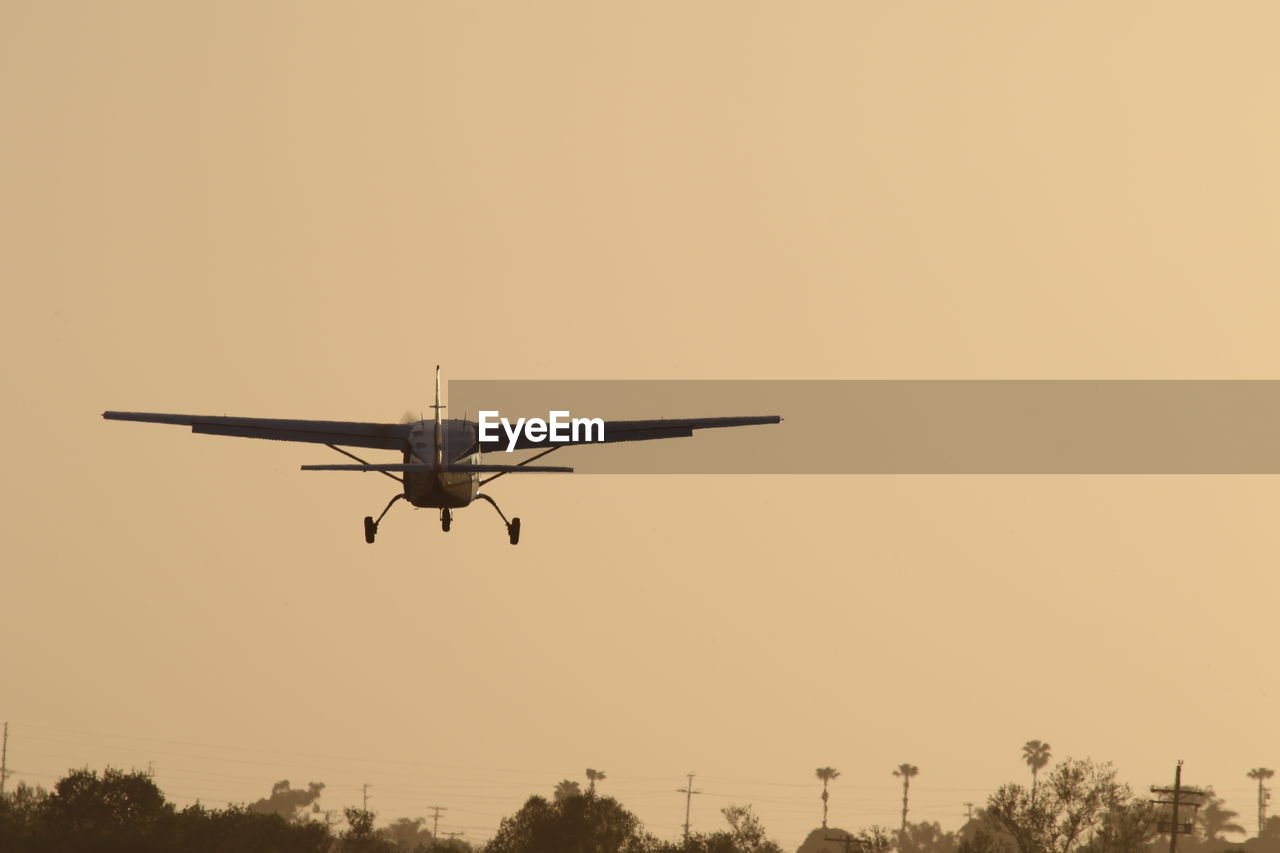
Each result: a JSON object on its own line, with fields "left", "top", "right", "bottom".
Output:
{"left": 403, "top": 418, "right": 480, "bottom": 509}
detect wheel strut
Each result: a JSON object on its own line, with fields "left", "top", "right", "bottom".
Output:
{"left": 475, "top": 493, "right": 521, "bottom": 545}
{"left": 363, "top": 493, "right": 405, "bottom": 544}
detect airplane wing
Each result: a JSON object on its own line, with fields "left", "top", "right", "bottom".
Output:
{"left": 102, "top": 412, "right": 412, "bottom": 451}
{"left": 478, "top": 415, "right": 780, "bottom": 453}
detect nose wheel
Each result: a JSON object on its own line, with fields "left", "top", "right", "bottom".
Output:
{"left": 440, "top": 508, "right": 452, "bottom": 532}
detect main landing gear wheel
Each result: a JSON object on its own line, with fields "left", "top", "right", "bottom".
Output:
{"left": 475, "top": 493, "right": 521, "bottom": 545}
{"left": 441, "top": 508, "right": 453, "bottom": 532}
{"left": 363, "top": 493, "right": 404, "bottom": 544}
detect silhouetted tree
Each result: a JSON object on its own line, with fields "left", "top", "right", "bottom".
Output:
{"left": 0, "top": 768, "right": 333, "bottom": 853}
{"left": 553, "top": 780, "right": 583, "bottom": 803}
{"left": 895, "top": 765, "right": 920, "bottom": 839}
{"left": 816, "top": 768, "right": 841, "bottom": 829}
{"left": 1023, "top": 743, "right": 1053, "bottom": 801}
{"left": 651, "top": 803, "right": 784, "bottom": 853}
{"left": 1075, "top": 801, "right": 1158, "bottom": 853}
{"left": 486, "top": 793, "right": 648, "bottom": 853}
{"left": 342, "top": 806, "right": 394, "bottom": 853}
{"left": 900, "top": 820, "right": 960, "bottom": 853}
{"left": 977, "top": 758, "right": 1145, "bottom": 853}
{"left": 43, "top": 766, "right": 173, "bottom": 847}
{"left": 381, "top": 815, "right": 433, "bottom": 850}
{"left": 247, "top": 780, "right": 326, "bottom": 822}
{"left": 1195, "top": 789, "right": 1246, "bottom": 844}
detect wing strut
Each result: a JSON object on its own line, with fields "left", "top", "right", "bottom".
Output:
{"left": 478, "top": 445, "right": 563, "bottom": 487}
{"left": 325, "top": 444, "right": 403, "bottom": 484}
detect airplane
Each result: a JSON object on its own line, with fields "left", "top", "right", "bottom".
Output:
{"left": 103, "top": 369, "right": 781, "bottom": 545}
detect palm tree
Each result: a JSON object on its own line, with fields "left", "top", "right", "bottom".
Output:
{"left": 585, "top": 768, "right": 606, "bottom": 795}
{"left": 1022, "top": 741, "right": 1052, "bottom": 799}
{"left": 1198, "top": 788, "right": 1246, "bottom": 841}
{"left": 553, "top": 780, "right": 581, "bottom": 802}
{"left": 894, "top": 764, "right": 919, "bottom": 839}
{"left": 1248, "top": 769, "right": 1275, "bottom": 837}
{"left": 815, "top": 767, "right": 840, "bottom": 829}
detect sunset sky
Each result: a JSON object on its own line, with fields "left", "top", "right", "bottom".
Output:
{"left": 3, "top": 2, "right": 1278, "bottom": 848}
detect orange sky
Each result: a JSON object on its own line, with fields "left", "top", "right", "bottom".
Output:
{"left": 2, "top": 2, "right": 1277, "bottom": 848}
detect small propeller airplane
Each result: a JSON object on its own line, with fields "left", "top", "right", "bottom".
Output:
{"left": 103, "top": 369, "right": 780, "bottom": 545}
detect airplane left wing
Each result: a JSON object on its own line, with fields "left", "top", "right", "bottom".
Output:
{"left": 102, "top": 412, "right": 412, "bottom": 451}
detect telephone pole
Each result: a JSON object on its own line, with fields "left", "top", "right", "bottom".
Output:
{"left": 362, "top": 784, "right": 371, "bottom": 811}
{"left": 428, "top": 805, "right": 447, "bottom": 839}
{"left": 1150, "top": 761, "right": 1206, "bottom": 853}
{"left": 677, "top": 772, "right": 702, "bottom": 842}
{"left": 964, "top": 802, "right": 975, "bottom": 821}
{"left": 1, "top": 722, "right": 8, "bottom": 795}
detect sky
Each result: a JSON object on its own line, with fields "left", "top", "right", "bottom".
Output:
{"left": 2, "top": 2, "right": 1278, "bottom": 849}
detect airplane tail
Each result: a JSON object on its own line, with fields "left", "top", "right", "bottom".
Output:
{"left": 433, "top": 365, "right": 444, "bottom": 469}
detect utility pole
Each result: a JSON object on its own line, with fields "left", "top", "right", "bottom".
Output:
{"left": 362, "top": 784, "right": 371, "bottom": 811}
{"left": 964, "top": 802, "right": 975, "bottom": 821}
{"left": 1, "top": 722, "right": 8, "bottom": 796}
{"left": 1150, "top": 761, "right": 1206, "bottom": 853}
{"left": 677, "top": 772, "right": 702, "bottom": 842}
{"left": 428, "top": 805, "right": 447, "bottom": 840}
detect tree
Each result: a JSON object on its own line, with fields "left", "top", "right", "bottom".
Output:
{"left": 900, "top": 820, "right": 960, "bottom": 853}
{"left": 895, "top": 765, "right": 920, "bottom": 839}
{"left": 554, "top": 780, "right": 582, "bottom": 803}
{"left": 1248, "top": 770, "right": 1276, "bottom": 838}
{"left": 381, "top": 815, "right": 434, "bottom": 850}
{"left": 1076, "top": 801, "right": 1158, "bottom": 853}
{"left": 341, "top": 806, "right": 394, "bottom": 853}
{"left": 486, "top": 793, "right": 648, "bottom": 853}
{"left": 816, "top": 768, "right": 841, "bottom": 829}
{"left": 980, "top": 758, "right": 1139, "bottom": 853}
{"left": 587, "top": 769, "right": 607, "bottom": 796}
{"left": 651, "top": 803, "right": 784, "bottom": 853}
{"left": 43, "top": 766, "right": 173, "bottom": 840}
{"left": 1196, "top": 788, "right": 1245, "bottom": 843}
{"left": 1023, "top": 743, "right": 1053, "bottom": 800}
{"left": 247, "top": 780, "right": 326, "bottom": 822}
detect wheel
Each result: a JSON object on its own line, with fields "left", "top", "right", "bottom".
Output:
{"left": 441, "top": 508, "right": 452, "bottom": 532}
{"left": 508, "top": 517, "right": 521, "bottom": 545}
{"left": 363, "top": 516, "right": 377, "bottom": 544}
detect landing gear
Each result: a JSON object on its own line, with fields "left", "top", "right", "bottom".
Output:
{"left": 440, "top": 507, "right": 452, "bottom": 532}
{"left": 362, "top": 493, "right": 404, "bottom": 544}
{"left": 476, "top": 493, "right": 521, "bottom": 546}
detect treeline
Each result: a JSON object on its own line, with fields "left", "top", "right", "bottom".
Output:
{"left": 0, "top": 768, "right": 470, "bottom": 853}
{"left": 3, "top": 760, "right": 1279, "bottom": 853}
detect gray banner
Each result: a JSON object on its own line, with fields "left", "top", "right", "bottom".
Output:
{"left": 449, "top": 380, "right": 1280, "bottom": 473}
